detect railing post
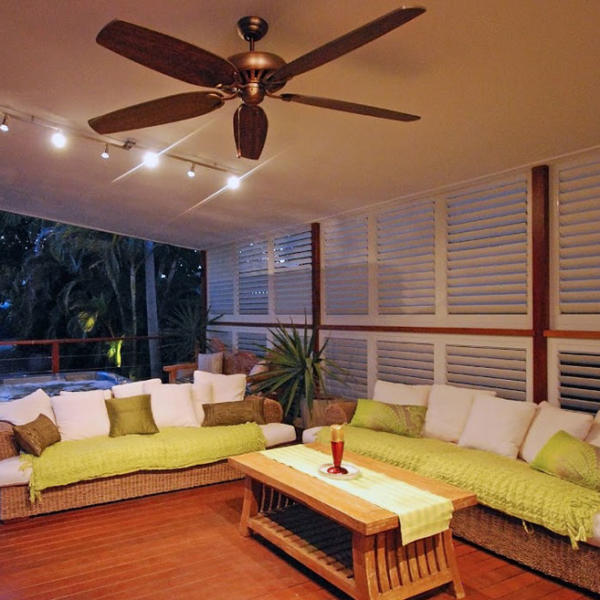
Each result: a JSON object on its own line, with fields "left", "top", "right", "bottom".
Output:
{"left": 51, "top": 342, "right": 60, "bottom": 375}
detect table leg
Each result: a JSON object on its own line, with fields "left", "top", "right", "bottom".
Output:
{"left": 443, "top": 529, "right": 466, "bottom": 599}
{"left": 352, "top": 532, "right": 379, "bottom": 600}
{"left": 239, "top": 477, "right": 261, "bottom": 537}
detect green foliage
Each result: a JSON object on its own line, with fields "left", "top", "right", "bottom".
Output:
{"left": 252, "top": 322, "right": 339, "bottom": 420}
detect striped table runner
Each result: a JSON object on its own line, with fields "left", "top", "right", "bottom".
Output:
{"left": 261, "top": 445, "right": 453, "bottom": 545}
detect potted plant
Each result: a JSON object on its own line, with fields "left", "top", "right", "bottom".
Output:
{"left": 252, "top": 322, "right": 341, "bottom": 426}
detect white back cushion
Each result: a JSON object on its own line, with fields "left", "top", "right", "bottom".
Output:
{"left": 53, "top": 389, "right": 111, "bottom": 440}
{"left": 150, "top": 384, "right": 199, "bottom": 429}
{"left": 193, "top": 371, "right": 246, "bottom": 404}
{"left": 112, "top": 378, "right": 162, "bottom": 398}
{"left": 458, "top": 395, "right": 537, "bottom": 458}
{"left": 586, "top": 411, "right": 600, "bottom": 447}
{"left": 424, "top": 384, "right": 496, "bottom": 442}
{"left": 191, "top": 381, "right": 212, "bottom": 425}
{"left": 0, "top": 388, "right": 55, "bottom": 425}
{"left": 373, "top": 380, "right": 431, "bottom": 406}
{"left": 519, "top": 401, "right": 594, "bottom": 463}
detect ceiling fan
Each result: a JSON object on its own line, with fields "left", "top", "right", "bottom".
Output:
{"left": 88, "top": 6, "right": 425, "bottom": 160}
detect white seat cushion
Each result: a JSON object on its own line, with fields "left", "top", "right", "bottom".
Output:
{"left": 0, "top": 456, "right": 31, "bottom": 486}
{"left": 260, "top": 423, "right": 297, "bottom": 448}
{"left": 53, "top": 389, "right": 111, "bottom": 440}
{"left": 458, "top": 395, "right": 537, "bottom": 458}
{"left": 150, "top": 384, "right": 199, "bottom": 429}
{"left": 193, "top": 371, "right": 246, "bottom": 404}
{"left": 373, "top": 380, "right": 431, "bottom": 406}
{"left": 302, "top": 426, "right": 323, "bottom": 444}
{"left": 0, "top": 388, "right": 56, "bottom": 425}
{"left": 519, "top": 401, "right": 594, "bottom": 463}
{"left": 112, "top": 378, "right": 162, "bottom": 399}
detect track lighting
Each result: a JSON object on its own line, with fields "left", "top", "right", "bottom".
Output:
{"left": 0, "top": 115, "right": 8, "bottom": 133}
{"left": 143, "top": 151, "right": 159, "bottom": 168}
{"left": 100, "top": 144, "right": 110, "bottom": 159}
{"left": 227, "top": 175, "right": 241, "bottom": 190}
{"left": 187, "top": 164, "right": 196, "bottom": 178}
{"left": 51, "top": 130, "right": 67, "bottom": 148}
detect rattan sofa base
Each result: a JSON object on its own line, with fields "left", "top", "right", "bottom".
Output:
{"left": 0, "top": 460, "right": 241, "bottom": 521}
{"left": 451, "top": 504, "right": 600, "bottom": 594}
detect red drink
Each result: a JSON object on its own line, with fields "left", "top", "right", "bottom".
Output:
{"left": 327, "top": 425, "right": 348, "bottom": 474}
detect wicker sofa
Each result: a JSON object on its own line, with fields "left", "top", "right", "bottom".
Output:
{"left": 0, "top": 387, "right": 294, "bottom": 522}
{"left": 304, "top": 383, "right": 600, "bottom": 594}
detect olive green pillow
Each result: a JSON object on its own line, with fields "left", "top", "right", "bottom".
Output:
{"left": 350, "top": 399, "right": 427, "bottom": 438}
{"left": 105, "top": 394, "right": 159, "bottom": 437}
{"left": 531, "top": 429, "right": 600, "bottom": 491}
{"left": 203, "top": 396, "right": 265, "bottom": 427}
{"left": 13, "top": 414, "right": 61, "bottom": 456}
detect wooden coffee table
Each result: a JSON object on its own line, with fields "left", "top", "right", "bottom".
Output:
{"left": 229, "top": 443, "right": 477, "bottom": 600}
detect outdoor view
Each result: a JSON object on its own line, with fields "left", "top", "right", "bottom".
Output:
{"left": 0, "top": 210, "right": 207, "bottom": 399}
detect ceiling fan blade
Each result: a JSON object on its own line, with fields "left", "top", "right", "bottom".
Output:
{"left": 96, "top": 20, "right": 237, "bottom": 87}
{"left": 88, "top": 92, "right": 224, "bottom": 134}
{"left": 267, "top": 7, "right": 425, "bottom": 83}
{"left": 233, "top": 104, "right": 268, "bottom": 160}
{"left": 278, "top": 94, "right": 420, "bottom": 122}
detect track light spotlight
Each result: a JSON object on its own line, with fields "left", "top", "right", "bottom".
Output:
{"left": 0, "top": 115, "right": 8, "bottom": 133}
{"left": 143, "top": 151, "right": 159, "bottom": 168}
{"left": 51, "top": 130, "right": 67, "bottom": 148}
{"left": 187, "top": 164, "right": 196, "bottom": 178}
{"left": 100, "top": 144, "right": 110, "bottom": 159}
{"left": 227, "top": 175, "right": 241, "bottom": 190}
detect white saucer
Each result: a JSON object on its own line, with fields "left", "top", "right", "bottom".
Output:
{"left": 318, "top": 463, "right": 360, "bottom": 480}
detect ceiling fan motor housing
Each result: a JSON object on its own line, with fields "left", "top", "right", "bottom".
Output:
{"left": 228, "top": 51, "right": 287, "bottom": 103}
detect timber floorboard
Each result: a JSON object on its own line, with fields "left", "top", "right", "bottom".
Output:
{"left": 0, "top": 482, "right": 596, "bottom": 600}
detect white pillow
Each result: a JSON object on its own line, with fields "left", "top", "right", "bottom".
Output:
{"left": 150, "top": 384, "right": 199, "bottom": 429}
{"left": 519, "top": 401, "right": 594, "bottom": 463}
{"left": 373, "top": 380, "right": 431, "bottom": 406}
{"left": 191, "top": 381, "right": 212, "bottom": 425}
{"left": 424, "top": 384, "right": 496, "bottom": 442}
{"left": 0, "top": 388, "right": 55, "bottom": 425}
{"left": 586, "top": 411, "right": 600, "bottom": 447}
{"left": 52, "top": 390, "right": 111, "bottom": 440}
{"left": 458, "top": 395, "right": 537, "bottom": 458}
{"left": 197, "top": 352, "right": 223, "bottom": 374}
{"left": 112, "top": 378, "right": 162, "bottom": 399}
{"left": 193, "top": 371, "right": 246, "bottom": 404}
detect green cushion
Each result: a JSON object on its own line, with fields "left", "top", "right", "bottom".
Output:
{"left": 105, "top": 395, "right": 159, "bottom": 437}
{"left": 13, "top": 414, "right": 61, "bottom": 456}
{"left": 350, "top": 399, "right": 426, "bottom": 438}
{"left": 531, "top": 430, "right": 600, "bottom": 491}
{"left": 203, "top": 396, "right": 265, "bottom": 427}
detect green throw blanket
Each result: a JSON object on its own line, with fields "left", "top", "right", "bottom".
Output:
{"left": 316, "top": 425, "right": 600, "bottom": 547}
{"left": 21, "top": 423, "right": 265, "bottom": 502}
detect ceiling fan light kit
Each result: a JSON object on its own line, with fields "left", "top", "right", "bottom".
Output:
{"left": 89, "top": 6, "right": 425, "bottom": 160}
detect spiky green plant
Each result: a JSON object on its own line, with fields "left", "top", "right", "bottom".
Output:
{"left": 252, "top": 323, "right": 339, "bottom": 420}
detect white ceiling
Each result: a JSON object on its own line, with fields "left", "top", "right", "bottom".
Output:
{"left": 1, "top": 0, "right": 599, "bottom": 249}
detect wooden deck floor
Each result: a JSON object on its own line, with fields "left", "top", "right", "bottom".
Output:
{"left": 0, "top": 481, "right": 595, "bottom": 600}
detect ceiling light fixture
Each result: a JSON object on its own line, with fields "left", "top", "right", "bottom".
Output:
{"left": 0, "top": 115, "right": 8, "bottom": 133}
{"left": 227, "top": 175, "right": 241, "bottom": 190}
{"left": 187, "top": 164, "right": 196, "bottom": 178}
{"left": 51, "top": 130, "right": 67, "bottom": 148}
{"left": 143, "top": 151, "right": 159, "bottom": 168}
{"left": 100, "top": 144, "right": 110, "bottom": 159}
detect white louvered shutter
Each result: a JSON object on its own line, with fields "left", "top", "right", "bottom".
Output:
{"left": 324, "top": 337, "right": 368, "bottom": 399}
{"left": 237, "top": 331, "right": 267, "bottom": 357}
{"left": 238, "top": 241, "right": 268, "bottom": 315}
{"left": 376, "top": 340, "right": 434, "bottom": 385}
{"left": 323, "top": 216, "right": 369, "bottom": 315}
{"left": 558, "top": 350, "right": 600, "bottom": 412}
{"left": 210, "top": 329, "right": 233, "bottom": 351}
{"left": 558, "top": 160, "right": 600, "bottom": 314}
{"left": 377, "top": 201, "right": 435, "bottom": 314}
{"left": 274, "top": 229, "right": 312, "bottom": 315}
{"left": 446, "top": 345, "right": 527, "bottom": 401}
{"left": 207, "top": 244, "right": 234, "bottom": 314}
{"left": 446, "top": 178, "right": 528, "bottom": 314}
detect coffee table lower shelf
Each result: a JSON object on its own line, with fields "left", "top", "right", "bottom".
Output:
{"left": 243, "top": 486, "right": 465, "bottom": 600}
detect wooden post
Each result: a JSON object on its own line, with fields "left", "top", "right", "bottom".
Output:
{"left": 311, "top": 223, "right": 321, "bottom": 350}
{"left": 531, "top": 165, "right": 550, "bottom": 404}
{"left": 51, "top": 342, "right": 60, "bottom": 375}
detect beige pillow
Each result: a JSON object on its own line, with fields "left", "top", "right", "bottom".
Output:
{"left": 519, "top": 402, "right": 594, "bottom": 463}
{"left": 373, "top": 380, "right": 431, "bottom": 406}
{"left": 193, "top": 371, "right": 246, "bottom": 404}
{"left": 586, "top": 411, "right": 600, "bottom": 447}
{"left": 150, "top": 384, "right": 199, "bottom": 429}
{"left": 52, "top": 390, "right": 111, "bottom": 440}
{"left": 0, "top": 388, "right": 56, "bottom": 425}
{"left": 112, "top": 378, "right": 162, "bottom": 399}
{"left": 197, "top": 352, "right": 223, "bottom": 374}
{"left": 458, "top": 395, "right": 537, "bottom": 458}
{"left": 424, "top": 384, "right": 496, "bottom": 442}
